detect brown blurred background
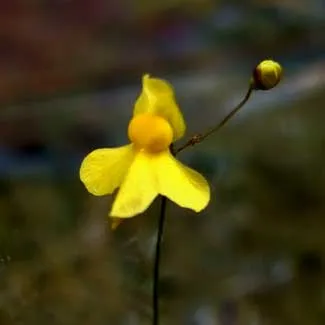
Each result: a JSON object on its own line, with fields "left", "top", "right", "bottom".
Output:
{"left": 0, "top": 0, "right": 325, "bottom": 324}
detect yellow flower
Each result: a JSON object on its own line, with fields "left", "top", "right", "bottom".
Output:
{"left": 79, "top": 74, "right": 210, "bottom": 222}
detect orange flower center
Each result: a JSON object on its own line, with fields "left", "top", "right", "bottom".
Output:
{"left": 128, "top": 113, "right": 173, "bottom": 152}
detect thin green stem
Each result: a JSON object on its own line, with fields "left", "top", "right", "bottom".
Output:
{"left": 176, "top": 81, "right": 254, "bottom": 154}
{"left": 152, "top": 195, "right": 168, "bottom": 325}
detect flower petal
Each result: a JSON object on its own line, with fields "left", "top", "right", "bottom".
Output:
{"left": 110, "top": 151, "right": 158, "bottom": 218}
{"left": 80, "top": 145, "right": 134, "bottom": 196}
{"left": 153, "top": 150, "right": 210, "bottom": 212}
{"left": 133, "top": 74, "right": 186, "bottom": 140}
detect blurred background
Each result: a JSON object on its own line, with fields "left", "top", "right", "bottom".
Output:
{"left": 0, "top": 0, "right": 325, "bottom": 324}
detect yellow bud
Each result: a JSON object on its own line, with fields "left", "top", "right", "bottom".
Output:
{"left": 253, "top": 59, "right": 283, "bottom": 90}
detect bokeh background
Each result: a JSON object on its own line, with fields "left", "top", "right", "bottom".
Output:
{"left": 1, "top": 0, "right": 325, "bottom": 324}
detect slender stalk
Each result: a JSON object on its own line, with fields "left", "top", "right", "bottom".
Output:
{"left": 176, "top": 81, "right": 254, "bottom": 154}
{"left": 152, "top": 195, "right": 168, "bottom": 325}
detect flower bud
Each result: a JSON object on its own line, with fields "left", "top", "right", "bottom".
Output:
{"left": 252, "top": 59, "right": 283, "bottom": 90}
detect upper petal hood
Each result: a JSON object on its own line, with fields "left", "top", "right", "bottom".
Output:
{"left": 133, "top": 74, "right": 186, "bottom": 141}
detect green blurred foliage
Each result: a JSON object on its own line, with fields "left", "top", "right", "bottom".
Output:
{"left": 1, "top": 0, "right": 325, "bottom": 324}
